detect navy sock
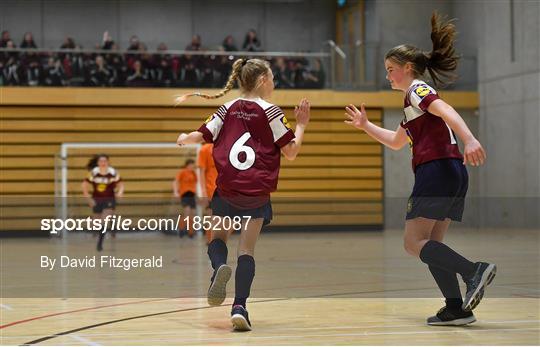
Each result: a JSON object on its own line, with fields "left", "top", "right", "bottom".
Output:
{"left": 420, "top": 240, "right": 476, "bottom": 279}
{"left": 207, "top": 239, "right": 228, "bottom": 271}
{"left": 428, "top": 265, "right": 463, "bottom": 309}
{"left": 233, "top": 255, "right": 255, "bottom": 308}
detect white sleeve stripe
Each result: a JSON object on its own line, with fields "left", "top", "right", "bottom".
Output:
{"left": 266, "top": 109, "right": 282, "bottom": 118}
{"left": 268, "top": 113, "right": 284, "bottom": 123}
{"left": 265, "top": 106, "right": 280, "bottom": 116}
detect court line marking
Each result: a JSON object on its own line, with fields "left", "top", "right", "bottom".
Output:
{"left": 1, "top": 286, "right": 440, "bottom": 330}
{"left": 1, "top": 304, "right": 13, "bottom": 310}
{"left": 4, "top": 279, "right": 538, "bottom": 331}
{"left": 69, "top": 334, "right": 101, "bottom": 346}
{"left": 5, "top": 319, "right": 539, "bottom": 340}
{"left": 20, "top": 295, "right": 540, "bottom": 345}
{"left": 25, "top": 327, "right": 540, "bottom": 345}
{"left": 20, "top": 298, "right": 290, "bottom": 345}
{"left": 0, "top": 298, "right": 172, "bottom": 329}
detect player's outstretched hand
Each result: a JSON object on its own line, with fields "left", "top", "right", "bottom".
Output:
{"left": 463, "top": 139, "right": 486, "bottom": 167}
{"left": 177, "top": 133, "right": 188, "bottom": 146}
{"left": 294, "top": 98, "right": 310, "bottom": 128}
{"left": 344, "top": 103, "right": 368, "bottom": 130}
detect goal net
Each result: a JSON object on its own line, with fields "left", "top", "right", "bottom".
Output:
{"left": 54, "top": 142, "right": 202, "bottom": 235}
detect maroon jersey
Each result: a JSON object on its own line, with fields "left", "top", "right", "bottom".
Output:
{"left": 400, "top": 80, "right": 463, "bottom": 172}
{"left": 85, "top": 167, "right": 121, "bottom": 199}
{"left": 198, "top": 97, "right": 295, "bottom": 208}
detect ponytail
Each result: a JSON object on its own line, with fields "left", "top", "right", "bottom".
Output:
{"left": 424, "top": 11, "right": 460, "bottom": 87}
{"left": 174, "top": 58, "right": 270, "bottom": 104}
{"left": 174, "top": 58, "right": 245, "bottom": 104}
{"left": 384, "top": 11, "right": 460, "bottom": 88}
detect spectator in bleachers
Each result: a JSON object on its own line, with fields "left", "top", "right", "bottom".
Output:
{"left": 106, "top": 43, "right": 127, "bottom": 86}
{"left": 273, "top": 57, "right": 293, "bottom": 89}
{"left": 303, "top": 58, "right": 325, "bottom": 89}
{"left": 242, "top": 29, "right": 261, "bottom": 52}
{"left": 126, "top": 60, "right": 149, "bottom": 87}
{"left": 154, "top": 43, "right": 175, "bottom": 87}
{"left": 128, "top": 35, "right": 140, "bottom": 51}
{"left": 102, "top": 31, "right": 115, "bottom": 50}
{"left": 178, "top": 55, "right": 199, "bottom": 87}
{"left": 1, "top": 31, "right": 12, "bottom": 48}
{"left": 291, "top": 58, "right": 306, "bottom": 88}
{"left": 26, "top": 58, "right": 42, "bottom": 86}
{"left": 222, "top": 35, "right": 238, "bottom": 52}
{"left": 3, "top": 53, "right": 24, "bottom": 85}
{"left": 60, "top": 37, "right": 76, "bottom": 49}
{"left": 214, "top": 53, "right": 233, "bottom": 87}
{"left": 185, "top": 34, "right": 202, "bottom": 51}
{"left": 89, "top": 55, "right": 115, "bottom": 86}
{"left": 43, "top": 57, "right": 67, "bottom": 86}
{"left": 20, "top": 32, "right": 37, "bottom": 48}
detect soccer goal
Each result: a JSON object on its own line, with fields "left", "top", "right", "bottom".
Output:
{"left": 54, "top": 142, "right": 202, "bottom": 234}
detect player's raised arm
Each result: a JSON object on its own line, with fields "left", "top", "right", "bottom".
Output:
{"left": 344, "top": 103, "right": 408, "bottom": 150}
{"left": 177, "top": 131, "right": 204, "bottom": 146}
{"left": 281, "top": 98, "right": 310, "bottom": 160}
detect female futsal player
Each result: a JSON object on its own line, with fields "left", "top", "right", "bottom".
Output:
{"left": 345, "top": 12, "right": 496, "bottom": 326}
{"left": 82, "top": 154, "right": 124, "bottom": 251}
{"left": 176, "top": 58, "right": 310, "bottom": 331}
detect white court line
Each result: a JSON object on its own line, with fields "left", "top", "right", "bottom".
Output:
{"left": 61, "top": 327, "right": 540, "bottom": 344}
{"left": 0, "top": 304, "right": 13, "bottom": 310}
{"left": 6, "top": 319, "right": 538, "bottom": 340}
{"left": 69, "top": 334, "right": 101, "bottom": 346}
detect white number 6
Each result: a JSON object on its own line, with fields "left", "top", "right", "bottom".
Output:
{"left": 229, "top": 132, "right": 255, "bottom": 170}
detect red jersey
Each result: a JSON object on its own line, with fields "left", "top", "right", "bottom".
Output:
{"left": 400, "top": 80, "right": 463, "bottom": 172}
{"left": 85, "top": 167, "right": 121, "bottom": 199}
{"left": 198, "top": 97, "right": 295, "bottom": 208}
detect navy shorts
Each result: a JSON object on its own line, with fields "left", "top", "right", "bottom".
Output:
{"left": 211, "top": 191, "right": 273, "bottom": 226}
{"left": 406, "top": 158, "right": 468, "bottom": 222}
{"left": 181, "top": 191, "right": 197, "bottom": 209}
{"left": 93, "top": 198, "right": 116, "bottom": 214}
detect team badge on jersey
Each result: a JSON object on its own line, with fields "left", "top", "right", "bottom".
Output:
{"left": 281, "top": 116, "right": 292, "bottom": 130}
{"left": 204, "top": 115, "right": 214, "bottom": 124}
{"left": 414, "top": 86, "right": 431, "bottom": 97}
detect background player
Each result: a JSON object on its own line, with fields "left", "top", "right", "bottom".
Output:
{"left": 176, "top": 58, "right": 310, "bottom": 331}
{"left": 345, "top": 12, "right": 496, "bottom": 326}
{"left": 198, "top": 143, "right": 218, "bottom": 244}
{"left": 82, "top": 154, "right": 124, "bottom": 251}
{"left": 173, "top": 159, "right": 197, "bottom": 238}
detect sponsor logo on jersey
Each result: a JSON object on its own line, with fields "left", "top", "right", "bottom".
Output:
{"left": 204, "top": 115, "right": 214, "bottom": 124}
{"left": 414, "top": 86, "right": 431, "bottom": 97}
{"left": 97, "top": 183, "right": 107, "bottom": 192}
{"left": 281, "top": 116, "right": 292, "bottom": 130}
{"left": 407, "top": 198, "right": 413, "bottom": 213}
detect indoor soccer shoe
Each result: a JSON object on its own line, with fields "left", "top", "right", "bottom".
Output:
{"left": 231, "top": 305, "right": 252, "bottom": 331}
{"left": 207, "top": 264, "right": 232, "bottom": 306}
{"left": 427, "top": 306, "right": 476, "bottom": 326}
{"left": 462, "top": 262, "right": 497, "bottom": 311}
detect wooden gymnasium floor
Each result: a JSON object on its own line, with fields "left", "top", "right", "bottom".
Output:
{"left": 1, "top": 229, "right": 539, "bottom": 345}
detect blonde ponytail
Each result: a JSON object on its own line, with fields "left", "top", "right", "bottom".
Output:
{"left": 174, "top": 58, "right": 245, "bottom": 105}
